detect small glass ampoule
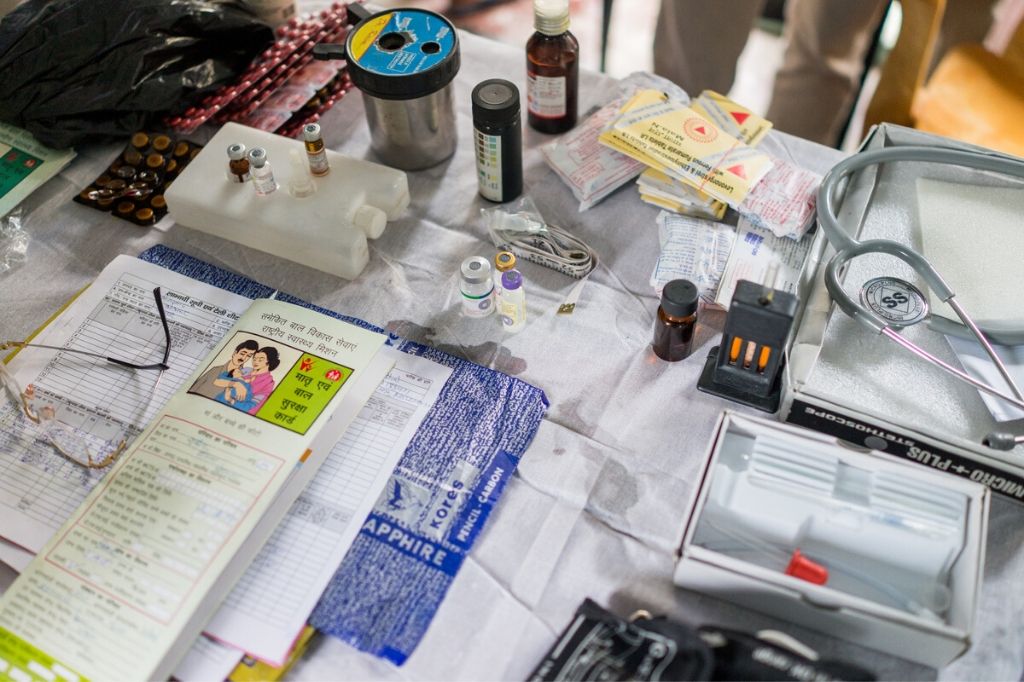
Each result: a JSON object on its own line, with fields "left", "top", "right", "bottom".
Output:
{"left": 227, "top": 143, "right": 250, "bottom": 183}
{"left": 248, "top": 147, "right": 277, "bottom": 196}
{"left": 499, "top": 269, "right": 527, "bottom": 332}
{"left": 303, "top": 123, "right": 330, "bottom": 176}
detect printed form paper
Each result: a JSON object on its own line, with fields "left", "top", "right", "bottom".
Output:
{"left": 174, "top": 635, "right": 244, "bottom": 682}
{"left": 0, "top": 254, "right": 459, "bottom": 672}
{"left": 0, "top": 255, "right": 252, "bottom": 554}
{"left": 204, "top": 349, "right": 452, "bottom": 665}
{"left": 0, "top": 540, "right": 31, "bottom": 573}
{"left": 0, "top": 275, "right": 389, "bottom": 681}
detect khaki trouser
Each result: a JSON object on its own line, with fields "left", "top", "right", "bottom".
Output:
{"left": 653, "top": 0, "right": 994, "bottom": 146}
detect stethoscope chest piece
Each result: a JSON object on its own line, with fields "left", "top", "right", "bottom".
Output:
{"left": 818, "top": 145, "right": 1024, "bottom": 450}
{"left": 859, "top": 277, "right": 929, "bottom": 328}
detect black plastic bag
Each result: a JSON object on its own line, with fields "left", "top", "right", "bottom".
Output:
{"left": 0, "top": 0, "right": 274, "bottom": 148}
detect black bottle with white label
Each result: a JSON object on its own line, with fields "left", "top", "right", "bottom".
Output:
{"left": 471, "top": 79, "right": 523, "bottom": 203}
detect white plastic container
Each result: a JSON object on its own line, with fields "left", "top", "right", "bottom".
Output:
{"left": 165, "top": 123, "right": 409, "bottom": 280}
{"left": 676, "top": 411, "right": 989, "bottom": 668}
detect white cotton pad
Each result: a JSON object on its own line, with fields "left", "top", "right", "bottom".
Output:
{"left": 917, "top": 178, "right": 1024, "bottom": 328}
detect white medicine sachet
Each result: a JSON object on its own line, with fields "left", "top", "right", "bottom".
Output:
{"left": 737, "top": 157, "right": 821, "bottom": 240}
{"left": 714, "top": 217, "right": 811, "bottom": 309}
{"left": 542, "top": 72, "right": 688, "bottom": 211}
{"left": 650, "top": 211, "right": 736, "bottom": 304}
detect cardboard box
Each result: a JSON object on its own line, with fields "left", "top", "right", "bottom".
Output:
{"left": 780, "top": 124, "right": 1024, "bottom": 502}
{"left": 674, "top": 412, "right": 989, "bottom": 668}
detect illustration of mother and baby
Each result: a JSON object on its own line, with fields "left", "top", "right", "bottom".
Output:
{"left": 190, "top": 339, "right": 281, "bottom": 415}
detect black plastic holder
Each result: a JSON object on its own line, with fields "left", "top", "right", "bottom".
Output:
{"left": 697, "top": 280, "right": 798, "bottom": 414}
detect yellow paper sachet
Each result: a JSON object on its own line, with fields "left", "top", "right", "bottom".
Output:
{"left": 598, "top": 89, "right": 679, "bottom": 170}
{"left": 638, "top": 167, "right": 727, "bottom": 218}
{"left": 616, "top": 88, "right": 676, "bottom": 117}
{"left": 639, "top": 192, "right": 725, "bottom": 221}
{"left": 693, "top": 90, "right": 772, "bottom": 146}
{"left": 606, "top": 102, "right": 774, "bottom": 208}
{"left": 639, "top": 192, "right": 684, "bottom": 211}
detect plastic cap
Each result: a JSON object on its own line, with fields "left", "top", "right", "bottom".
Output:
{"left": 495, "top": 251, "right": 517, "bottom": 272}
{"left": 354, "top": 205, "right": 386, "bottom": 238}
{"left": 344, "top": 8, "right": 460, "bottom": 100}
{"left": 303, "top": 123, "right": 322, "bottom": 141}
{"left": 661, "top": 279, "right": 698, "bottom": 317}
{"left": 287, "top": 149, "right": 316, "bottom": 198}
{"left": 534, "top": 0, "right": 570, "bottom": 35}
{"left": 227, "top": 143, "right": 247, "bottom": 160}
{"left": 472, "top": 79, "right": 520, "bottom": 127}
{"left": 501, "top": 270, "right": 523, "bottom": 290}
{"left": 461, "top": 256, "right": 492, "bottom": 284}
{"left": 247, "top": 147, "right": 268, "bottom": 168}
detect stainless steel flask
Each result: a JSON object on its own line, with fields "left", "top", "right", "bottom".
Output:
{"left": 316, "top": 6, "right": 460, "bottom": 170}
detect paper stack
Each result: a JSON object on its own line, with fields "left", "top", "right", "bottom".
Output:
{"left": 599, "top": 88, "right": 772, "bottom": 210}
{"left": 636, "top": 167, "right": 726, "bottom": 220}
{"left": 599, "top": 89, "right": 820, "bottom": 240}
{"left": 541, "top": 71, "right": 689, "bottom": 211}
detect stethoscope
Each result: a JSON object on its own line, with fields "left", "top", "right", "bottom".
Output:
{"left": 817, "top": 146, "right": 1024, "bottom": 451}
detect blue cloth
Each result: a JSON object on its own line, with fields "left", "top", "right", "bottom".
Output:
{"left": 139, "top": 245, "right": 549, "bottom": 665}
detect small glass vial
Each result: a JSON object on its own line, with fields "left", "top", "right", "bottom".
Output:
{"left": 526, "top": 0, "right": 579, "bottom": 134}
{"left": 494, "top": 251, "right": 516, "bottom": 296}
{"left": 248, "top": 147, "right": 277, "bottom": 196}
{"left": 652, "top": 279, "right": 698, "bottom": 362}
{"left": 303, "top": 123, "right": 330, "bottom": 176}
{"left": 227, "top": 143, "right": 250, "bottom": 183}
{"left": 498, "top": 270, "right": 526, "bottom": 332}
{"left": 460, "top": 256, "right": 495, "bottom": 318}
{"left": 472, "top": 79, "right": 523, "bottom": 203}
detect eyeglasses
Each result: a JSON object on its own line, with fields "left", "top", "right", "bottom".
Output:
{"left": 1, "top": 287, "right": 171, "bottom": 469}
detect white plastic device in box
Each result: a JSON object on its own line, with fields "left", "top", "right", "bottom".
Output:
{"left": 164, "top": 122, "right": 410, "bottom": 279}
{"left": 675, "top": 411, "right": 989, "bottom": 668}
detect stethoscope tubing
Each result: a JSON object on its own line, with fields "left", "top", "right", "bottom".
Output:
{"left": 816, "top": 144, "right": 1024, "bottom": 449}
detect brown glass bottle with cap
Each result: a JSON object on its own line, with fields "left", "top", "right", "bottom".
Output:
{"left": 526, "top": 0, "right": 578, "bottom": 134}
{"left": 227, "top": 143, "right": 250, "bottom": 183}
{"left": 652, "top": 279, "right": 699, "bottom": 362}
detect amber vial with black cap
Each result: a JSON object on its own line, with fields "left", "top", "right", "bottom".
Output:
{"left": 472, "top": 79, "right": 522, "bottom": 202}
{"left": 653, "top": 279, "right": 698, "bottom": 362}
{"left": 526, "top": 0, "right": 578, "bottom": 134}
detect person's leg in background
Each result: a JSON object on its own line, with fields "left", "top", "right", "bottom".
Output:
{"left": 935, "top": 0, "right": 999, "bottom": 66}
{"left": 765, "top": 0, "right": 889, "bottom": 145}
{"left": 653, "top": 0, "right": 767, "bottom": 98}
